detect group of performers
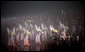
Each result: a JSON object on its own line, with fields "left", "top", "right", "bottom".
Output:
{"left": 7, "top": 19, "right": 69, "bottom": 51}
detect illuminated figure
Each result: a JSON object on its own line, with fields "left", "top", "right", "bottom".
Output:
{"left": 40, "top": 23, "right": 48, "bottom": 51}
{"left": 24, "top": 30, "right": 31, "bottom": 51}
{"left": 35, "top": 25, "right": 41, "bottom": 51}
{"left": 59, "top": 22, "right": 68, "bottom": 40}
{"left": 49, "top": 25, "right": 59, "bottom": 47}
{"left": 7, "top": 27, "right": 16, "bottom": 51}
{"left": 35, "top": 32, "right": 41, "bottom": 51}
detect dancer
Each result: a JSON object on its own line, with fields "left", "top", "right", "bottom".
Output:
{"left": 59, "top": 22, "right": 68, "bottom": 40}
{"left": 24, "top": 30, "right": 31, "bottom": 51}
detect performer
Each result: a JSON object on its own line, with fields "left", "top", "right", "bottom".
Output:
{"left": 20, "top": 32, "right": 25, "bottom": 51}
{"left": 24, "top": 31, "right": 31, "bottom": 51}
{"left": 10, "top": 28, "right": 16, "bottom": 51}
{"left": 35, "top": 26, "right": 41, "bottom": 51}
{"left": 16, "top": 32, "right": 21, "bottom": 51}
{"left": 59, "top": 22, "right": 68, "bottom": 40}
{"left": 40, "top": 23, "right": 48, "bottom": 51}
{"left": 49, "top": 25, "right": 59, "bottom": 47}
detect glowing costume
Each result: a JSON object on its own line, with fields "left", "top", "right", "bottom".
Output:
{"left": 24, "top": 31, "right": 31, "bottom": 51}
{"left": 59, "top": 22, "right": 68, "bottom": 40}
{"left": 35, "top": 25, "right": 41, "bottom": 51}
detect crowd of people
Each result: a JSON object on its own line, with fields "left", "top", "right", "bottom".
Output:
{"left": 7, "top": 19, "right": 79, "bottom": 51}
